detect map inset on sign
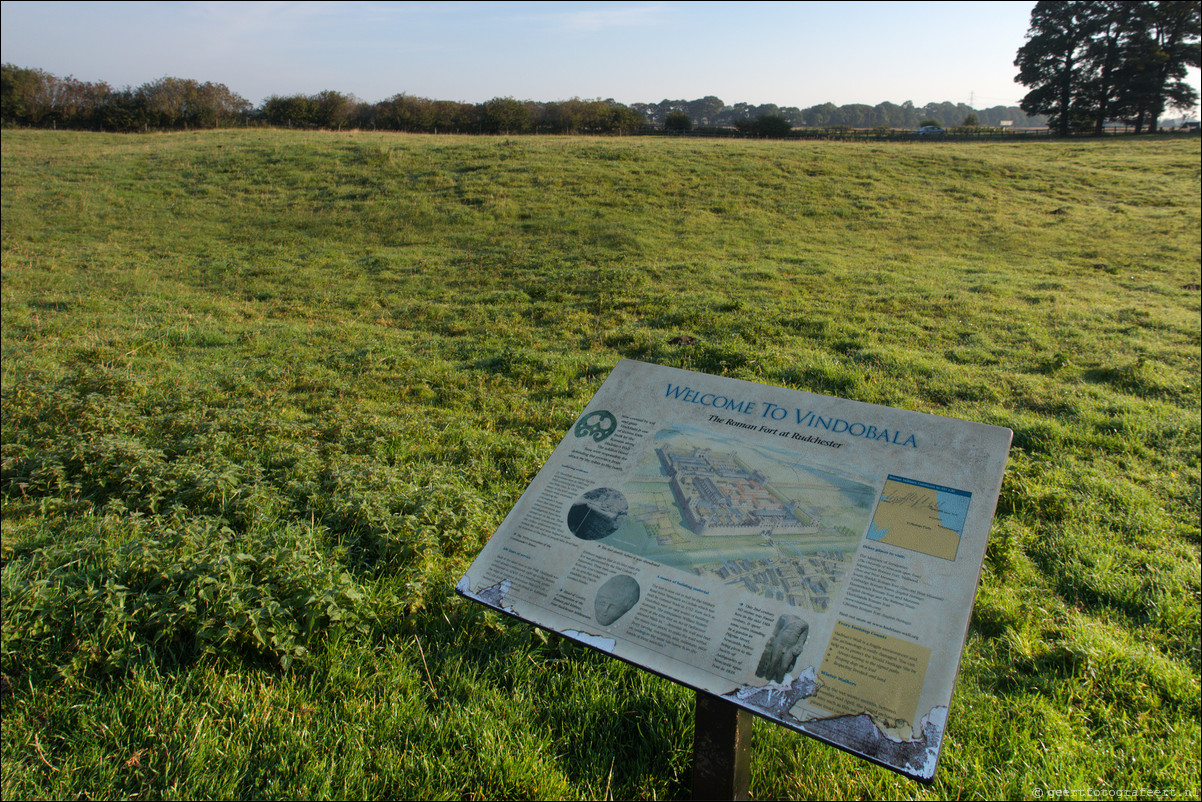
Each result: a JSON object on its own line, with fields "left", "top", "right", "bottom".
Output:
{"left": 866, "top": 476, "right": 972, "bottom": 561}
{"left": 606, "top": 426, "right": 876, "bottom": 612}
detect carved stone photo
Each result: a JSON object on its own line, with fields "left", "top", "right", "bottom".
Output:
{"left": 755, "top": 615, "right": 810, "bottom": 683}
{"left": 594, "top": 575, "right": 641, "bottom": 625}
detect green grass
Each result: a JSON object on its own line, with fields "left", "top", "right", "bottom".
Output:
{"left": 2, "top": 129, "right": 1199, "bottom": 800}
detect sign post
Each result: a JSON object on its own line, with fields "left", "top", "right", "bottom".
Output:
{"left": 458, "top": 358, "right": 1012, "bottom": 786}
{"left": 692, "top": 691, "right": 752, "bottom": 801}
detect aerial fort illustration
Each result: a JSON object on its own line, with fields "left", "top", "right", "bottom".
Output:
{"left": 605, "top": 428, "right": 876, "bottom": 613}
{"left": 657, "top": 446, "right": 819, "bottom": 537}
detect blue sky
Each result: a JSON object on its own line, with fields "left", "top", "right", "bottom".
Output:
{"left": 2, "top": 1, "right": 1199, "bottom": 113}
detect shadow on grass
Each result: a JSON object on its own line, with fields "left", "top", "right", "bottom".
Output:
{"left": 402, "top": 580, "right": 695, "bottom": 798}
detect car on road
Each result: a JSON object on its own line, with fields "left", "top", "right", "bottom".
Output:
{"left": 914, "top": 125, "right": 945, "bottom": 136}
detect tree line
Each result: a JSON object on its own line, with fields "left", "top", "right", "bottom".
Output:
{"left": 262, "top": 92, "right": 646, "bottom": 134}
{"left": 3, "top": 62, "right": 1048, "bottom": 136}
{"left": 635, "top": 97, "right": 1044, "bottom": 130}
{"left": 1015, "top": 0, "right": 1200, "bottom": 136}
{"left": 0, "top": 67, "right": 251, "bottom": 131}
{"left": 0, "top": 66, "right": 642, "bottom": 134}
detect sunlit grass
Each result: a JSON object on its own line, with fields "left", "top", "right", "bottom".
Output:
{"left": 2, "top": 129, "right": 1198, "bottom": 800}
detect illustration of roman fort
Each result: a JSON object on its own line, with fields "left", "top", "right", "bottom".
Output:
{"left": 657, "top": 446, "right": 819, "bottom": 537}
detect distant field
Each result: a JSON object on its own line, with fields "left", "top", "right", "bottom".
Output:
{"left": 2, "top": 129, "right": 1198, "bottom": 800}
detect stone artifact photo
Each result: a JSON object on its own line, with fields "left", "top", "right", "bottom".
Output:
{"left": 594, "top": 575, "right": 641, "bottom": 625}
{"left": 755, "top": 614, "right": 811, "bottom": 683}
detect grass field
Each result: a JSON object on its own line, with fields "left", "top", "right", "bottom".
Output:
{"left": 1, "top": 129, "right": 1199, "bottom": 800}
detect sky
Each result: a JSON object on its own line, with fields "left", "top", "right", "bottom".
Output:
{"left": 2, "top": 1, "right": 1200, "bottom": 113}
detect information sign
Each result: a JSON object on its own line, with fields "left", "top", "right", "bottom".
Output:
{"left": 457, "top": 359, "right": 1012, "bottom": 782}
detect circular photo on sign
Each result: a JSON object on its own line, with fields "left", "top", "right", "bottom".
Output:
{"left": 567, "top": 487, "right": 628, "bottom": 541}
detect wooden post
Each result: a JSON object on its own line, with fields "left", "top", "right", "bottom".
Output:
{"left": 692, "top": 691, "right": 752, "bottom": 801}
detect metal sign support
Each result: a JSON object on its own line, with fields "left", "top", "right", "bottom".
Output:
{"left": 691, "top": 691, "right": 752, "bottom": 801}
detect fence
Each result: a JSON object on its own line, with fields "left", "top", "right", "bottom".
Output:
{"left": 640, "top": 125, "right": 1201, "bottom": 143}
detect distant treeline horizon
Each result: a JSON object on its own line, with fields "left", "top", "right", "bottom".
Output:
{"left": 1, "top": 63, "right": 1047, "bottom": 134}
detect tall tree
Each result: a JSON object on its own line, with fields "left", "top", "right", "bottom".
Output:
{"left": 479, "top": 96, "right": 531, "bottom": 134}
{"left": 1079, "top": 1, "right": 1130, "bottom": 135}
{"left": 1, "top": 63, "right": 46, "bottom": 125}
{"left": 664, "top": 110, "right": 691, "bottom": 132}
{"left": 801, "top": 102, "right": 837, "bottom": 126}
{"left": 1016, "top": 1, "right": 1199, "bottom": 135}
{"left": 262, "top": 94, "right": 317, "bottom": 128}
{"left": 313, "top": 90, "right": 353, "bottom": 130}
{"left": 1015, "top": 1, "right": 1100, "bottom": 136}
{"left": 1121, "top": 0, "right": 1201, "bottom": 132}
{"left": 139, "top": 77, "right": 247, "bottom": 129}
{"left": 1, "top": 65, "right": 108, "bottom": 128}
{"left": 684, "top": 96, "right": 724, "bottom": 126}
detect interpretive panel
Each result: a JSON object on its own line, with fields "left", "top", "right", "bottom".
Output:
{"left": 456, "top": 359, "right": 1012, "bottom": 782}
